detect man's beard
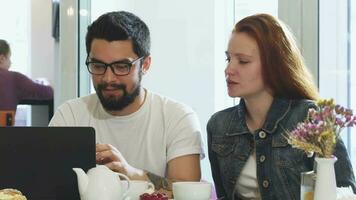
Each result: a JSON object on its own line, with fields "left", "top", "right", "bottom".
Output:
{"left": 95, "top": 82, "right": 141, "bottom": 111}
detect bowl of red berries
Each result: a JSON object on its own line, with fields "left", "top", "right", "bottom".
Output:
{"left": 139, "top": 191, "right": 169, "bottom": 200}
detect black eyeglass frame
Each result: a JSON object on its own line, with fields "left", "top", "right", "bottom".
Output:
{"left": 85, "top": 56, "right": 144, "bottom": 76}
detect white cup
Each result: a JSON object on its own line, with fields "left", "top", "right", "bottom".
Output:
{"left": 121, "top": 180, "right": 155, "bottom": 200}
{"left": 173, "top": 181, "right": 212, "bottom": 200}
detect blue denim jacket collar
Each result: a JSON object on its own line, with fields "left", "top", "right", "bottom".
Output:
{"left": 225, "top": 97, "right": 291, "bottom": 136}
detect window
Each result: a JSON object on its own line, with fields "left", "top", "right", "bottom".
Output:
{"left": 234, "top": 0, "right": 278, "bottom": 22}
{"left": 0, "top": 0, "right": 30, "bottom": 126}
{"left": 0, "top": 0, "right": 30, "bottom": 75}
{"left": 319, "top": 0, "right": 356, "bottom": 169}
{"left": 349, "top": 0, "right": 356, "bottom": 168}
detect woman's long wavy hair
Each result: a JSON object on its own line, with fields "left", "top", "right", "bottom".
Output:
{"left": 234, "top": 13, "right": 319, "bottom": 100}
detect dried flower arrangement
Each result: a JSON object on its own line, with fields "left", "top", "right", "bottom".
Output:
{"left": 287, "top": 99, "right": 356, "bottom": 158}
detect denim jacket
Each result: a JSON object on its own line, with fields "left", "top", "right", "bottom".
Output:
{"left": 207, "top": 98, "right": 356, "bottom": 200}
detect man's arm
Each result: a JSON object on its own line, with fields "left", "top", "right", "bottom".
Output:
{"left": 146, "top": 154, "right": 201, "bottom": 191}
{"left": 96, "top": 144, "right": 201, "bottom": 197}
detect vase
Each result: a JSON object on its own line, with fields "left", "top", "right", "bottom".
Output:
{"left": 313, "top": 156, "right": 337, "bottom": 200}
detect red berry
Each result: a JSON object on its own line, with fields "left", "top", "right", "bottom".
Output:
{"left": 139, "top": 191, "right": 168, "bottom": 200}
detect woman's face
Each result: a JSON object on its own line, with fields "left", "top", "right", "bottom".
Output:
{"left": 225, "top": 32, "right": 268, "bottom": 99}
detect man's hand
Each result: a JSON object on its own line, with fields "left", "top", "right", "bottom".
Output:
{"left": 96, "top": 144, "right": 201, "bottom": 198}
{"left": 34, "top": 78, "right": 51, "bottom": 86}
{"left": 96, "top": 143, "right": 145, "bottom": 180}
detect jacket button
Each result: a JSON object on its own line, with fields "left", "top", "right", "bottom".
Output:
{"left": 259, "top": 131, "right": 266, "bottom": 139}
{"left": 262, "top": 180, "right": 269, "bottom": 188}
{"left": 229, "top": 177, "right": 236, "bottom": 185}
{"left": 259, "top": 155, "right": 266, "bottom": 163}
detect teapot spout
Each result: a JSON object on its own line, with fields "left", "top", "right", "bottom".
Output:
{"left": 73, "top": 168, "right": 88, "bottom": 197}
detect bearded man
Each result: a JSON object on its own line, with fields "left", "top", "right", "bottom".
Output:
{"left": 49, "top": 11, "right": 204, "bottom": 197}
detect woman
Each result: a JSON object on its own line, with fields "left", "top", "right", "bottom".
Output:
{"left": 207, "top": 14, "right": 356, "bottom": 200}
{"left": 0, "top": 39, "right": 53, "bottom": 111}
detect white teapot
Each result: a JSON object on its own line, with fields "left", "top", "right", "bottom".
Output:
{"left": 73, "top": 165, "right": 130, "bottom": 200}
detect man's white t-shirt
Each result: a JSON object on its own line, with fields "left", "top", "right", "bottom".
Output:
{"left": 49, "top": 90, "right": 204, "bottom": 177}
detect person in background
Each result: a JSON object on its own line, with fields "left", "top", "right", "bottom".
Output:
{"left": 0, "top": 39, "right": 53, "bottom": 111}
{"left": 49, "top": 11, "right": 204, "bottom": 196}
{"left": 207, "top": 13, "right": 356, "bottom": 200}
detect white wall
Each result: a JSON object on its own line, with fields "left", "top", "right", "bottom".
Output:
{"left": 279, "top": 0, "right": 319, "bottom": 84}
{"left": 0, "top": 0, "right": 30, "bottom": 75}
{"left": 30, "top": 0, "right": 56, "bottom": 125}
{"left": 31, "top": 0, "right": 55, "bottom": 82}
{"left": 214, "top": 0, "right": 235, "bottom": 111}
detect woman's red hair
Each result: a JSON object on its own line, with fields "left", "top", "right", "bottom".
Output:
{"left": 234, "top": 13, "right": 319, "bottom": 100}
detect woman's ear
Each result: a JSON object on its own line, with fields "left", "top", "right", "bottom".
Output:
{"left": 0, "top": 54, "right": 4, "bottom": 63}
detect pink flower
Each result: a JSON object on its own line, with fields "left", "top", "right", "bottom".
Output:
{"left": 287, "top": 99, "right": 356, "bottom": 158}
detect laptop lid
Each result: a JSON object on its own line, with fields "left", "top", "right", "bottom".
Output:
{"left": 0, "top": 127, "right": 96, "bottom": 200}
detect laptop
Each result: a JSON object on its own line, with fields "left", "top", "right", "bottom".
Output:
{"left": 0, "top": 127, "right": 96, "bottom": 200}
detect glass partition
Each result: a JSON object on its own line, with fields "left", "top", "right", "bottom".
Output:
{"left": 319, "top": 0, "right": 356, "bottom": 170}
{"left": 78, "top": 0, "right": 91, "bottom": 97}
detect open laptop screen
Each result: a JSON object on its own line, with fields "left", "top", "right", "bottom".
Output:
{"left": 0, "top": 127, "right": 96, "bottom": 200}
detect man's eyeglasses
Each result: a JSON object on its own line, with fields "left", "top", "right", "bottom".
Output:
{"left": 85, "top": 56, "right": 144, "bottom": 76}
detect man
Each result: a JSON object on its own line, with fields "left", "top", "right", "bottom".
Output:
{"left": 0, "top": 39, "right": 53, "bottom": 111}
{"left": 49, "top": 11, "right": 204, "bottom": 195}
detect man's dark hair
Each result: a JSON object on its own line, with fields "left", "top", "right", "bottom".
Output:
{"left": 0, "top": 39, "right": 10, "bottom": 56}
{"left": 85, "top": 11, "right": 150, "bottom": 57}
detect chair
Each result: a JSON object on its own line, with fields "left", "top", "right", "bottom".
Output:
{"left": 0, "top": 110, "right": 15, "bottom": 126}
